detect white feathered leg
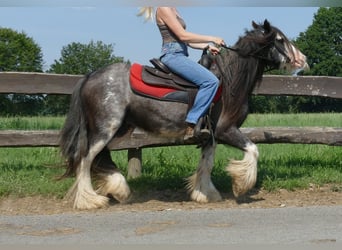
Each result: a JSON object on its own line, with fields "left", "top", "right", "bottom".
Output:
{"left": 66, "top": 141, "right": 109, "bottom": 210}
{"left": 187, "top": 141, "right": 222, "bottom": 203}
{"left": 96, "top": 170, "right": 131, "bottom": 203}
{"left": 227, "top": 143, "right": 259, "bottom": 197}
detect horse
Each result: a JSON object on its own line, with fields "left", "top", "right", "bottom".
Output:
{"left": 59, "top": 20, "right": 309, "bottom": 209}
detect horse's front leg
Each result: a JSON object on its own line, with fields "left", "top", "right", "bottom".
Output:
{"left": 186, "top": 140, "right": 222, "bottom": 203}
{"left": 216, "top": 126, "right": 259, "bottom": 197}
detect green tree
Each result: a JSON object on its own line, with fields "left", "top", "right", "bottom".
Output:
{"left": 293, "top": 7, "right": 342, "bottom": 112}
{"left": 49, "top": 40, "right": 124, "bottom": 75}
{"left": 295, "top": 7, "right": 341, "bottom": 77}
{"left": 0, "top": 28, "right": 43, "bottom": 72}
{"left": 251, "top": 7, "right": 342, "bottom": 113}
{"left": 0, "top": 27, "right": 44, "bottom": 115}
{"left": 45, "top": 40, "right": 125, "bottom": 115}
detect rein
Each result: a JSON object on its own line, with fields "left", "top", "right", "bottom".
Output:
{"left": 205, "top": 29, "right": 293, "bottom": 96}
{"left": 220, "top": 35, "right": 292, "bottom": 69}
{"left": 209, "top": 41, "right": 276, "bottom": 96}
{"left": 217, "top": 39, "right": 286, "bottom": 75}
{"left": 220, "top": 43, "right": 273, "bottom": 63}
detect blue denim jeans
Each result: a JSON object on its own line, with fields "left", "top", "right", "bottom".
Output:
{"left": 161, "top": 42, "right": 219, "bottom": 124}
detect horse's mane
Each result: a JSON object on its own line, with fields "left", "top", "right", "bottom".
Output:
{"left": 216, "top": 23, "right": 277, "bottom": 123}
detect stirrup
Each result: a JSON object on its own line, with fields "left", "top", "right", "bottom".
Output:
{"left": 198, "top": 128, "right": 211, "bottom": 140}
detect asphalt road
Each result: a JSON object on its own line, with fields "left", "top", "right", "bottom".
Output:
{"left": 1, "top": 206, "right": 341, "bottom": 245}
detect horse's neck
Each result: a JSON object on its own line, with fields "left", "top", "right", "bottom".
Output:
{"left": 221, "top": 53, "right": 264, "bottom": 94}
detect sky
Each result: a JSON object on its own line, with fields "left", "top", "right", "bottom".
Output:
{"left": 0, "top": 3, "right": 323, "bottom": 71}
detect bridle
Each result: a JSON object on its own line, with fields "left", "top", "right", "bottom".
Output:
{"left": 202, "top": 31, "right": 292, "bottom": 97}
{"left": 221, "top": 39, "right": 291, "bottom": 67}
{"left": 212, "top": 31, "right": 293, "bottom": 81}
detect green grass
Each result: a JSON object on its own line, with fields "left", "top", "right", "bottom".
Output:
{"left": 0, "top": 147, "right": 73, "bottom": 198}
{"left": 0, "top": 113, "right": 341, "bottom": 199}
{"left": 0, "top": 116, "right": 64, "bottom": 130}
{"left": 0, "top": 113, "right": 340, "bottom": 130}
{"left": 243, "top": 113, "right": 342, "bottom": 127}
{"left": 257, "top": 144, "right": 342, "bottom": 191}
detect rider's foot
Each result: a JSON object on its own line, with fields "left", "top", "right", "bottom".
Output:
{"left": 184, "top": 124, "right": 211, "bottom": 142}
{"left": 184, "top": 124, "right": 195, "bottom": 141}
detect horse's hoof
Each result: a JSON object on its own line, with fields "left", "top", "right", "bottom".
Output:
{"left": 73, "top": 194, "right": 109, "bottom": 210}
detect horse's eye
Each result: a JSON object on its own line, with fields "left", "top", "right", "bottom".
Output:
{"left": 276, "top": 37, "right": 284, "bottom": 43}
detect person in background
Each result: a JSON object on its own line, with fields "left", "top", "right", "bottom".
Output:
{"left": 138, "top": 7, "right": 226, "bottom": 141}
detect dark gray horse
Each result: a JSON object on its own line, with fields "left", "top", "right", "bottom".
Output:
{"left": 60, "top": 20, "right": 308, "bottom": 209}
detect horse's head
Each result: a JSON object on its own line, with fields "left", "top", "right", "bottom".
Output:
{"left": 200, "top": 19, "right": 309, "bottom": 79}
{"left": 251, "top": 19, "right": 309, "bottom": 73}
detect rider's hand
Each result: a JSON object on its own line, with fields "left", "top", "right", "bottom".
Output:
{"left": 213, "top": 37, "right": 226, "bottom": 47}
{"left": 208, "top": 45, "right": 220, "bottom": 55}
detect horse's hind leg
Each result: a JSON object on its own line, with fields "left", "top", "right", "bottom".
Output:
{"left": 92, "top": 148, "right": 131, "bottom": 203}
{"left": 66, "top": 140, "right": 110, "bottom": 209}
{"left": 186, "top": 140, "right": 222, "bottom": 203}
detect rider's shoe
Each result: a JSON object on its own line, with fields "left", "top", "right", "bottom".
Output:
{"left": 184, "top": 125, "right": 195, "bottom": 141}
{"left": 184, "top": 124, "right": 211, "bottom": 142}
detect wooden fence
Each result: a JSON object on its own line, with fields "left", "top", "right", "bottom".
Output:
{"left": 0, "top": 72, "right": 341, "bottom": 178}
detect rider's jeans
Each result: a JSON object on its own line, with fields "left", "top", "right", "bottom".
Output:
{"left": 161, "top": 42, "right": 219, "bottom": 125}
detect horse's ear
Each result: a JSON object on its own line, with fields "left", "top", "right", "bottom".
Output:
{"left": 252, "top": 21, "right": 259, "bottom": 29}
{"left": 263, "top": 19, "right": 271, "bottom": 33}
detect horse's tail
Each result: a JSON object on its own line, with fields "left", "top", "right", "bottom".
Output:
{"left": 59, "top": 76, "right": 89, "bottom": 178}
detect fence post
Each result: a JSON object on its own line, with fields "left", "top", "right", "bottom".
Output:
{"left": 127, "top": 148, "right": 142, "bottom": 179}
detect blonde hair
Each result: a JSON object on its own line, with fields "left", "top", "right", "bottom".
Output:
{"left": 137, "top": 7, "right": 155, "bottom": 22}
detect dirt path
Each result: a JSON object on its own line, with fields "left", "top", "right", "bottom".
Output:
{"left": 1, "top": 185, "right": 341, "bottom": 215}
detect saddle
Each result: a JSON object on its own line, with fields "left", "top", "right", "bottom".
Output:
{"left": 145, "top": 58, "right": 197, "bottom": 90}
{"left": 130, "top": 59, "right": 197, "bottom": 104}
{"left": 129, "top": 55, "right": 220, "bottom": 105}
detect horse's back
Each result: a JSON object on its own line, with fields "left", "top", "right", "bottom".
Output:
{"left": 87, "top": 62, "right": 130, "bottom": 85}
{"left": 81, "top": 62, "right": 131, "bottom": 100}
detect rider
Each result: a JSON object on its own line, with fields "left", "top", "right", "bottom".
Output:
{"left": 138, "top": 7, "right": 226, "bottom": 141}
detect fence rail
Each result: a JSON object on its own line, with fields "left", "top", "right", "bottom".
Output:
{"left": 0, "top": 127, "right": 341, "bottom": 148}
{"left": 0, "top": 72, "right": 341, "bottom": 98}
{"left": 0, "top": 72, "right": 341, "bottom": 178}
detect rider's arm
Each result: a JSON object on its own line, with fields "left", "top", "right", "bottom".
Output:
{"left": 188, "top": 43, "right": 209, "bottom": 50}
{"left": 188, "top": 43, "right": 221, "bottom": 55}
{"left": 157, "top": 7, "right": 224, "bottom": 45}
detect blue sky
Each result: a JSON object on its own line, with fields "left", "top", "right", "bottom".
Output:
{"left": 0, "top": 6, "right": 319, "bottom": 70}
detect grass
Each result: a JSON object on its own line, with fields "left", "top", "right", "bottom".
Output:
{"left": 243, "top": 113, "right": 342, "bottom": 127}
{"left": 0, "top": 116, "right": 64, "bottom": 130}
{"left": 0, "top": 113, "right": 340, "bottom": 129}
{"left": 0, "top": 113, "right": 341, "bottom": 199}
{"left": 0, "top": 147, "right": 72, "bottom": 198}
{"left": 257, "top": 144, "right": 341, "bottom": 191}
